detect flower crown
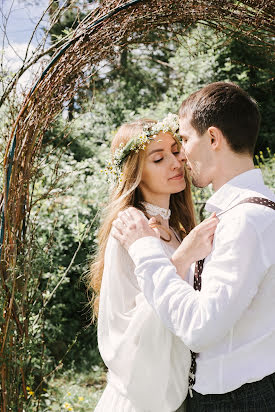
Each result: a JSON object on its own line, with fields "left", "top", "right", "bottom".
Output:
{"left": 102, "top": 113, "right": 180, "bottom": 185}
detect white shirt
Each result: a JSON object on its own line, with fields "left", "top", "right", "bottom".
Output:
{"left": 97, "top": 233, "right": 191, "bottom": 411}
{"left": 128, "top": 169, "right": 275, "bottom": 395}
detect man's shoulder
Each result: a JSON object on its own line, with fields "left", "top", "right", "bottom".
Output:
{"left": 218, "top": 191, "right": 275, "bottom": 236}
{"left": 213, "top": 199, "right": 275, "bottom": 264}
{"left": 238, "top": 187, "right": 275, "bottom": 220}
{"left": 228, "top": 185, "right": 274, "bottom": 214}
{"left": 239, "top": 184, "right": 275, "bottom": 200}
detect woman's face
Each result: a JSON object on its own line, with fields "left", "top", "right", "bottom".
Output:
{"left": 139, "top": 131, "right": 186, "bottom": 200}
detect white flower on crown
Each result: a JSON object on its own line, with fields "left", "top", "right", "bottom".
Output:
{"left": 102, "top": 113, "right": 180, "bottom": 185}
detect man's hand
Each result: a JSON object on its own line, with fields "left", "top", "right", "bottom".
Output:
{"left": 111, "top": 207, "right": 159, "bottom": 251}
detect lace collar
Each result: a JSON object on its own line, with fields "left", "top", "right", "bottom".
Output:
{"left": 141, "top": 201, "right": 171, "bottom": 220}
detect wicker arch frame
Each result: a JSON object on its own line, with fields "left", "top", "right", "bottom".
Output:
{"left": 0, "top": 0, "right": 274, "bottom": 391}
{"left": 1, "top": 0, "right": 274, "bottom": 261}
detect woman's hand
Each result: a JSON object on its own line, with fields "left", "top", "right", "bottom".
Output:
{"left": 111, "top": 207, "right": 159, "bottom": 250}
{"left": 171, "top": 213, "right": 219, "bottom": 279}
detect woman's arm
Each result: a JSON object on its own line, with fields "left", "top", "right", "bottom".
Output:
{"left": 171, "top": 214, "right": 218, "bottom": 279}
{"left": 98, "top": 234, "right": 190, "bottom": 411}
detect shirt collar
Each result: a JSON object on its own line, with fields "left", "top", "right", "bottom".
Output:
{"left": 205, "top": 169, "right": 265, "bottom": 213}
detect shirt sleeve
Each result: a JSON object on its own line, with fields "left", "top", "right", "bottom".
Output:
{"left": 98, "top": 235, "right": 190, "bottom": 411}
{"left": 128, "top": 210, "right": 268, "bottom": 353}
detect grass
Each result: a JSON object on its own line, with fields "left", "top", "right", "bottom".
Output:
{"left": 28, "top": 364, "right": 107, "bottom": 411}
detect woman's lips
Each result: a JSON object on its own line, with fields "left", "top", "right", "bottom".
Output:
{"left": 170, "top": 173, "right": 184, "bottom": 180}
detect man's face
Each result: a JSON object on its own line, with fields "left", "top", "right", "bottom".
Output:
{"left": 179, "top": 115, "right": 213, "bottom": 188}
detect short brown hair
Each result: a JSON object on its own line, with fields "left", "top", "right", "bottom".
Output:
{"left": 179, "top": 82, "right": 261, "bottom": 155}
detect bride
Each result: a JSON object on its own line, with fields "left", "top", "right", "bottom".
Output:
{"left": 89, "top": 114, "right": 217, "bottom": 412}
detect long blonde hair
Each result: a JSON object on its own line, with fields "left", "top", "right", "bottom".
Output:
{"left": 88, "top": 119, "right": 196, "bottom": 319}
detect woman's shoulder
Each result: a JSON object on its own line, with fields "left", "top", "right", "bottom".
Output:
{"left": 105, "top": 232, "right": 124, "bottom": 253}
{"left": 103, "top": 232, "right": 138, "bottom": 289}
{"left": 105, "top": 231, "right": 132, "bottom": 264}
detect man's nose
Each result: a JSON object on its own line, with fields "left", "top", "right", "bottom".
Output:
{"left": 179, "top": 146, "right": 187, "bottom": 161}
{"left": 171, "top": 151, "right": 185, "bottom": 169}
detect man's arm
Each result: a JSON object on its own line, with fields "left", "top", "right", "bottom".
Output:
{"left": 127, "top": 211, "right": 267, "bottom": 352}
{"left": 112, "top": 207, "right": 218, "bottom": 279}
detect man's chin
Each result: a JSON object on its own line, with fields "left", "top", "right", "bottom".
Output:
{"left": 191, "top": 177, "right": 205, "bottom": 188}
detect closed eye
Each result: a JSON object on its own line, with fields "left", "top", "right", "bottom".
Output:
{"left": 154, "top": 158, "right": 163, "bottom": 163}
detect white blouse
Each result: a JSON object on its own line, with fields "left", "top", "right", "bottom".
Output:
{"left": 97, "top": 234, "right": 191, "bottom": 412}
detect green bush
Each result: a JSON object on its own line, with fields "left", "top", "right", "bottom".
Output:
{"left": 1, "top": 21, "right": 274, "bottom": 410}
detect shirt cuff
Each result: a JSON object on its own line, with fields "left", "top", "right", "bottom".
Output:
{"left": 128, "top": 236, "right": 165, "bottom": 267}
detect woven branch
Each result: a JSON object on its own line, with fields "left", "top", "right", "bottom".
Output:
{"left": 1, "top": 0, "right": 275, "bottom": 280}
{"left": 0, "top": 0, "right": 274, "bottom": 406}
{"left": 1, "top": 0, "right": 274, "bottom": 282}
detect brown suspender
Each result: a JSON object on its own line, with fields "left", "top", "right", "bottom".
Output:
{"left": 188, "top": 196, "right": 275, "bottom": 396}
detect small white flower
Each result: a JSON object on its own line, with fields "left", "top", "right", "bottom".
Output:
{"left": 104, "top": 113, "right": 179, "bottom": 184}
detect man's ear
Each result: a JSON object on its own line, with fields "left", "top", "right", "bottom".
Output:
{"left": 207, "top": 126, "right": 224, "bottom": 151}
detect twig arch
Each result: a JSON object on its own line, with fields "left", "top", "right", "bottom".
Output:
{"left": 0, "top": 1, "right": 274, "bottom": 405}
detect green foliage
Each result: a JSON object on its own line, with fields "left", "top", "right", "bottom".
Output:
{"left": 255, "top": 148, "right": 275, "bottom": 189}
{"left": 1, "top": 15, "right": 275, "bottom": 410}
{"left": 25, "top": 366, "right": 106, "bottom": 411}
{"left": 28, "top": 19, "right": 275, "bottom": 376}
{"left": 30, "top": 117, "right": 110, "bottom": 371}
{"left": 152, "top": 25, "right": 275, "bottom": 153}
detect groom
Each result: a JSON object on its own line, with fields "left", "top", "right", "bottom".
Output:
{"left": 111, "top": 82, "right": 275, "bottom": 411}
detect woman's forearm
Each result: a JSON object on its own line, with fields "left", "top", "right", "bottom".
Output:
{"left": 171, "top": 250, "right": 193, "bottom": 280}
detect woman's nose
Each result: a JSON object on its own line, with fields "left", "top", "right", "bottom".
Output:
{"left": 171, "top": 153, "right": 184, "bottom": 169}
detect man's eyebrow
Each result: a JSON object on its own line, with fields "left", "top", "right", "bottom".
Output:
{"left": 148, "top": 141, "right": 178, "bottom": 156}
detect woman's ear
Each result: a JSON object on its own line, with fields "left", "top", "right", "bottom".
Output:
{"left": 207, "top": 126, "right": 224, "bottom": 151}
